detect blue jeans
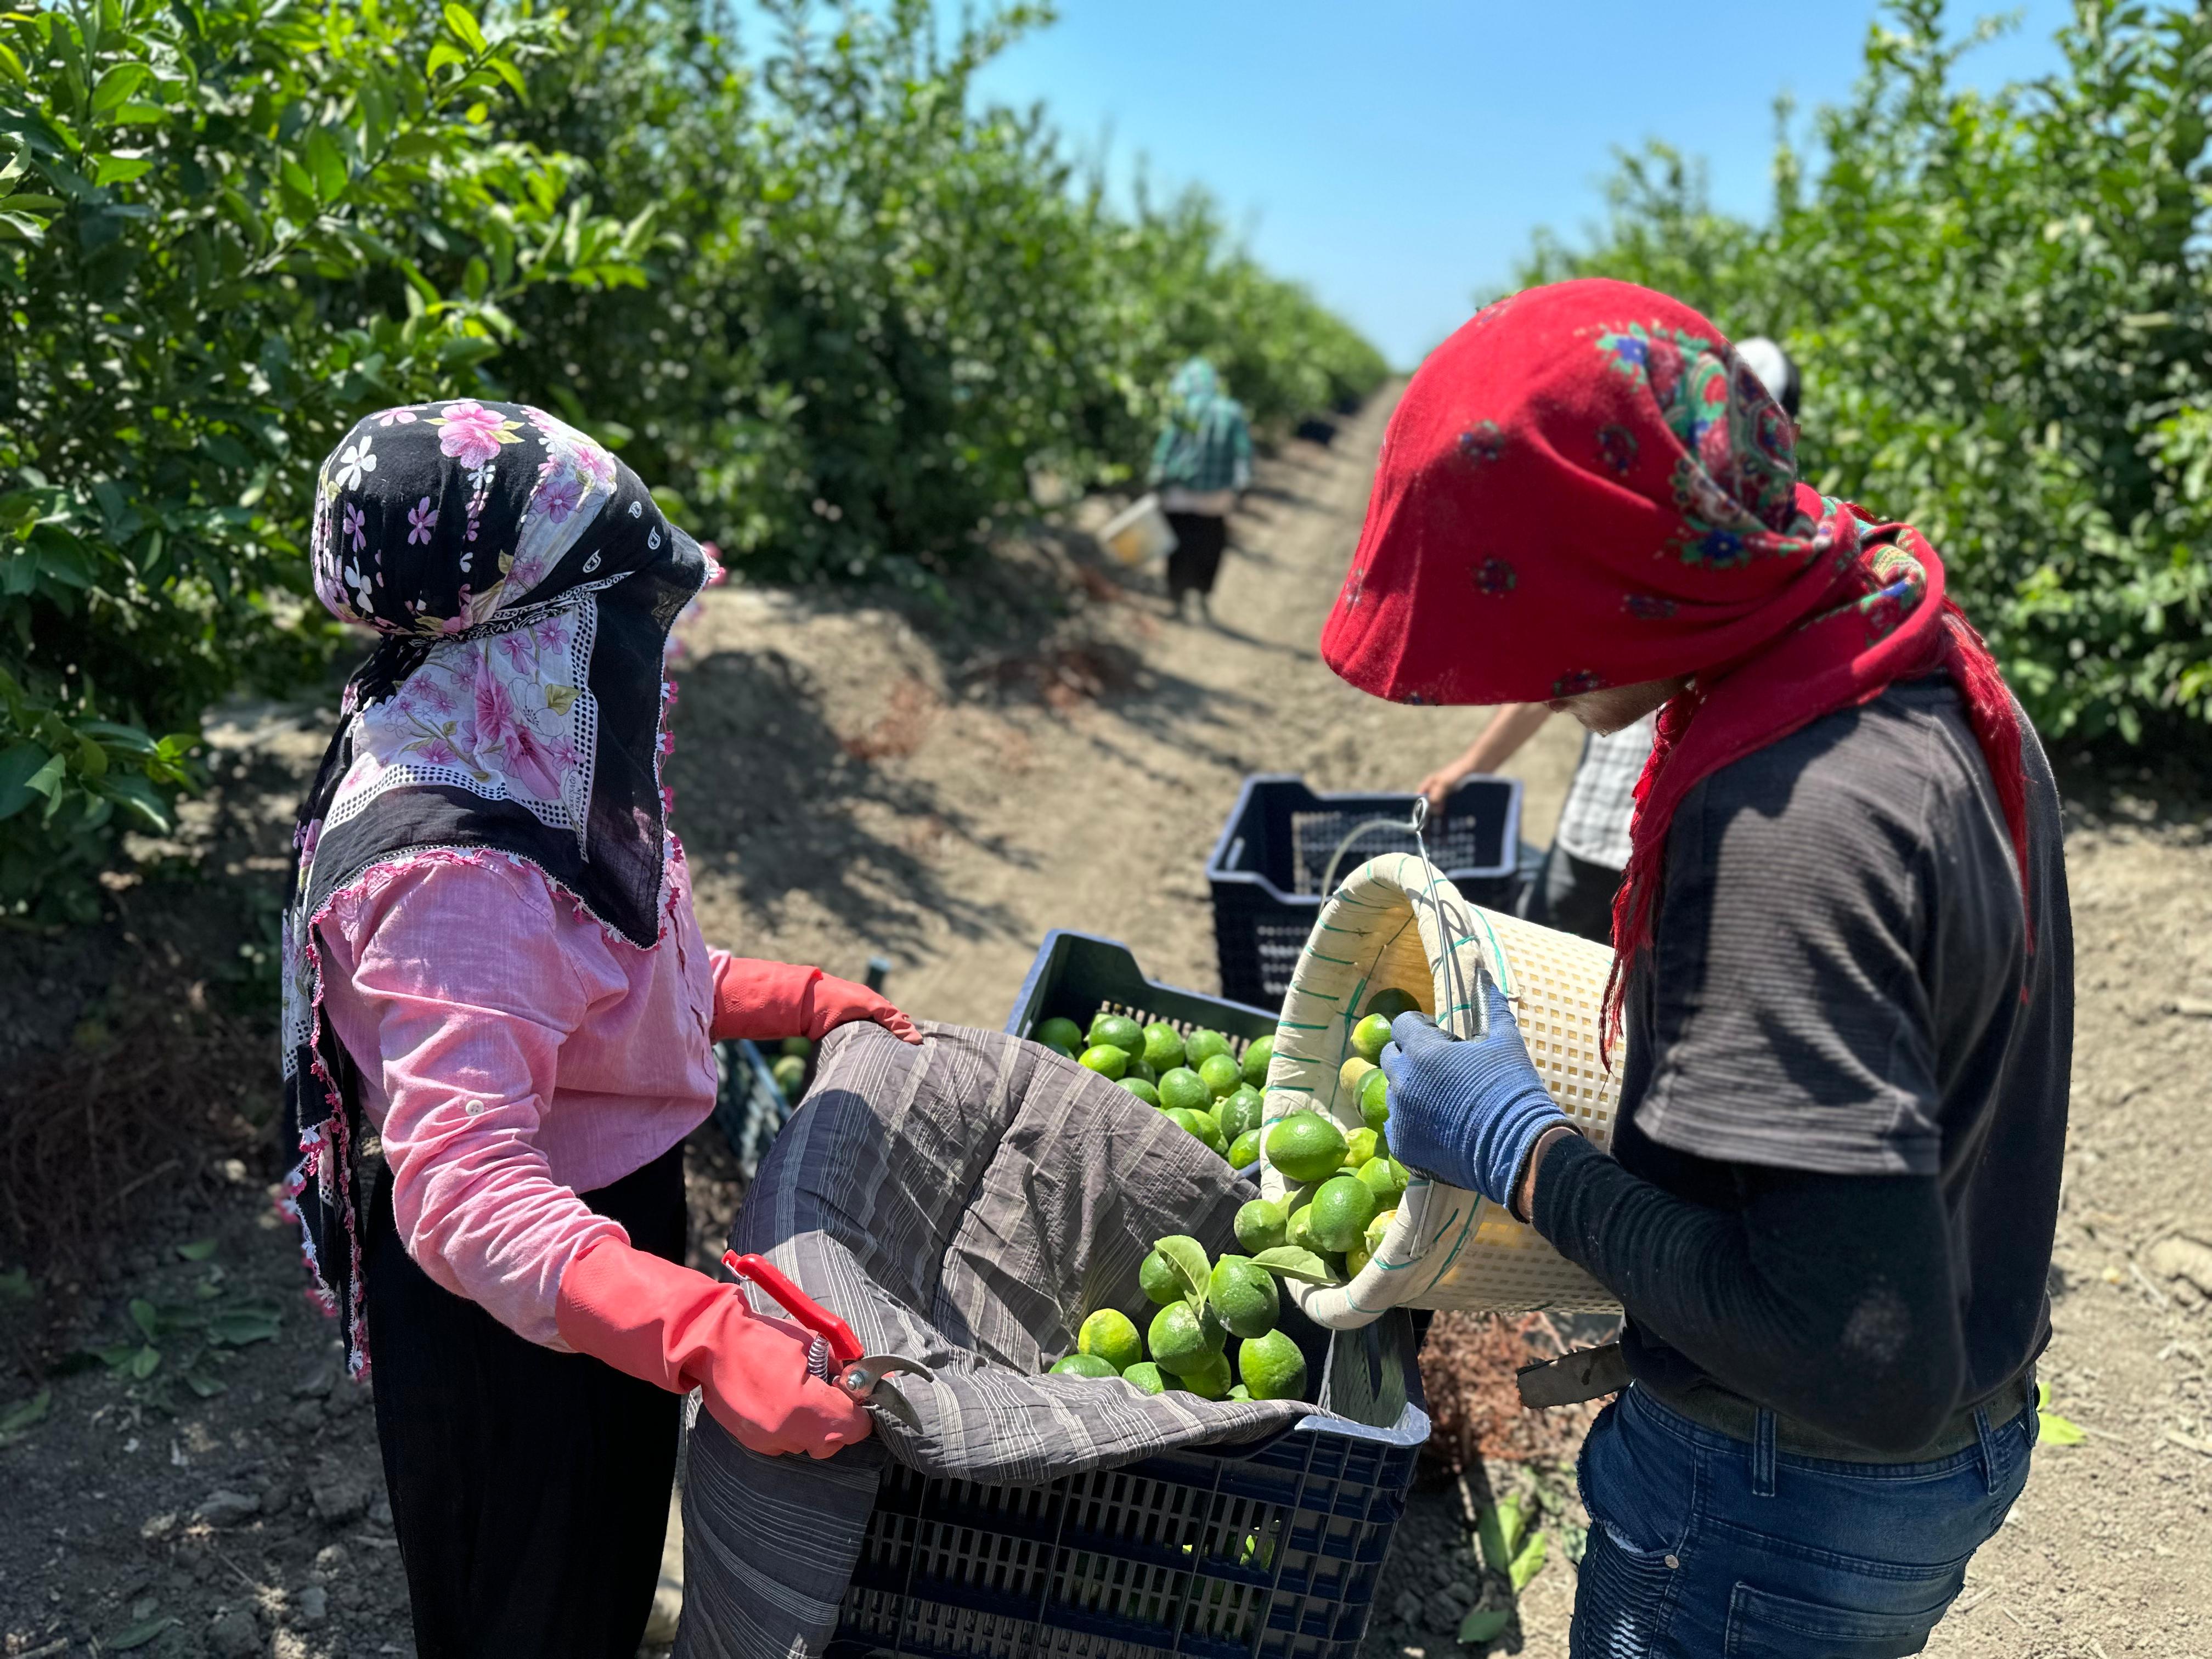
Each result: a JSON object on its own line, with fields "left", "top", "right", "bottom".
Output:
{"left": 1571, "top": 1382, "right": 2035, "bottom": 1657}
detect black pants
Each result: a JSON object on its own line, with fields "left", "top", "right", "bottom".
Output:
{"left": 365, "top": 1145, "right": 687, "bottom": 1659}
{"left": 1164, "top": 511, "right": 1229, "bottom": 600}
{"left": 1520, "top": 841, "right": 1624, "bottom": 946}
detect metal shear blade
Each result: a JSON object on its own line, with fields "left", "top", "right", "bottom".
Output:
{"left": 836, "top": 1354, "right": 934, "bottom": 1431}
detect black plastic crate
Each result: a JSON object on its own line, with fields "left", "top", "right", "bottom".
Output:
{"left": 822, "top": 931, "right": 1427, "bottom": 1659}
{"left": 1204, "top": 775, "right": 1522, "bottom": 1009}
{"left": 1006, "top": 928, "right": 1280, "bottom": 1056}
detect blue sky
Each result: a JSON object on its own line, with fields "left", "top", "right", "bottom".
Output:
{"left": 967, "top": 2, "right": 2074, "bottom": 366}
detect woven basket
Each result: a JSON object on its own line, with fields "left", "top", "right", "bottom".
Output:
{"left": 1257, "top": 853, "right": 1623, "bottom": 1328}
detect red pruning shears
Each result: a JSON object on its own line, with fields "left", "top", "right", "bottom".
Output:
{"left": 722, "top": 1252, "right": 934, "bottom": 1431}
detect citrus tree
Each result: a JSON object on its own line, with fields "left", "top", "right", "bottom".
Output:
{"left": 1521, "top": 0, "right": 2212, "bottom": 744}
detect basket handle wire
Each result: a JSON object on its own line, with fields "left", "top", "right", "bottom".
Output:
{"left": 1321, "top": 797, "right": 1494, "bottom": 1041}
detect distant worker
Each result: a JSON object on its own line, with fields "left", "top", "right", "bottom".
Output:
{"left": 1415, "top": 338, "right": 1800, "bottom": 946}
{"left": 1149, "top": 357, "right": 1253, "bottom": 623}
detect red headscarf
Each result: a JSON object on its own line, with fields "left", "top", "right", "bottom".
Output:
{"left": 1321, "top": 279, "right": 2029, "bottom": 1049}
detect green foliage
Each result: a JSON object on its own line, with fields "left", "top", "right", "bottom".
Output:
{"left": 2, "top": 0, "right": 1382, "bottom": 915}
{"left": 0, "top": 0, "right": 649, "bottom": 916}
{"left": 501, "top": 0, "right": 1385, "bottom": 582}
{"left": 1515, "top": 0, "right": 2212, "bottom": 745}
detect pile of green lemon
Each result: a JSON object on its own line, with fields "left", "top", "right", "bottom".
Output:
{"left": 1045, "top": 1232, "right": 1310, "bottom": 1402}
{"left": 1031, "top": 1012, "right": 1274, "bottom": 1162}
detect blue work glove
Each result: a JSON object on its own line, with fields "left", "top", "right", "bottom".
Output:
{"left": 1379, "top": 982, "right": 1566, "bottom": 1208}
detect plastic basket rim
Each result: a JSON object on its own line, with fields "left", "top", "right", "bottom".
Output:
{"left": 1203, "top": 774, "right": 1523, "bottom": 908}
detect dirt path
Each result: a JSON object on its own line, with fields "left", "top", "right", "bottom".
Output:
{"left": 668, "top": 388, "right": 1583, "bottom": 1025}
{"left": 5, "top": 387, "right": 2209, "bottom": 1659}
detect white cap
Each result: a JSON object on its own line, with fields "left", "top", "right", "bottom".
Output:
{"left": 1735, "top": 337, "right": 1793, "bottom": 407}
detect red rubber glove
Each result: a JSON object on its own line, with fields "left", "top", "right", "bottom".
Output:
{"left": 554, "top": 1237, "right": 873, "bottom": 1459}
{"left": 709, "top": 956, "right": 921, "bottom": 1046}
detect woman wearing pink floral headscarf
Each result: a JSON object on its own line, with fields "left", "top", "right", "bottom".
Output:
{"left": 286, "top": 402, "right": 919, "bottom": 1658}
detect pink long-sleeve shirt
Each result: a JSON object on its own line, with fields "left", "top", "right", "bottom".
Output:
{"left": 317, "top": 848, "right": 724, "bottom": 1346}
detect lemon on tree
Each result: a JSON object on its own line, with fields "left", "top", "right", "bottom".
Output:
{"left": 1239, "top": 1328, "right": 1307, "bottom": 1401}
{"left": 1309, "top": 1175, "right": 1378, "bottom": 1253}
{"left": 1234, "top": 1198, "right": 1288, "bottom": 1254}
{"left": 1267, "top": 1111, "right": 1349, "bottom": 1183}
{"left": 1051, "top": 1353, "right": 1120, "bottom": 1378}
{"left": 1142, "top": 1023, "right": 1187, "bottom": 1073}
{"left": 1034, "top": 1016, "right": 1084, "bottom": 1055}
{"left": 1079, "top": 1308, "right": 1144, "bottom": 1372}
{"left": 1207, "top": 1255, "right": 1280, "bottom": 1340}
{"left": 1079, "top": 1044, "right": 1128, "bottom": 1080}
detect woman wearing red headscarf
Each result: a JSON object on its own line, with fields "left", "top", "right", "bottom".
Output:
{"left": 1335, "top": 280, "right": 2073, "bottom": 1657}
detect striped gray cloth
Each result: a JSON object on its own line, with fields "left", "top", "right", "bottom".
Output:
{"left": 676, "top": 1020, "right": 1416, "bottom": 1659}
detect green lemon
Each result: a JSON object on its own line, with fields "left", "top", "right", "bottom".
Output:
{"left": 1342, "top": 1127, "right": 1379, "bottom": 1169}
{"left": 1286, "top": 1204, "right": 1319, "bottom": 1253}
{"left": 1148, "top": 1300, "right": 1226, "bottom": 1374}
{"left": 1158, "top": 1066, "right": 1211, "bottom": 1115}
{"left": 1198, "top": 1052, "right": 1242, "bottom": 1099}
{"left": 1338, "top": 1054, "right": 1378, "bottom": 1102}
{"left": 1228, "top": 1128, "right": 1262, "bottom": 1170}
{"left": 1359, "top": 1066, "right": 1391, "bottom": 1132}
{"left": 1138, "top": 1249, "right": 1183, "bottom": 1306}
{"left": 1122, "top": 1360, "right": 1168, "bottom": 1396}
{"left": 1234, "top": 1198, "right": 1288, "bottom": 1255}
{"left": 1309, "top": 1175, "right": 1378, "bottom": 1253}
{"left": 1142, "top": 1023, "right": 1187, "bottom": 1073}
{"left": 1088, "top": 1013, "right": 1144, "bottom": 1055}
{"left": 1184, "top": 1029, "right": 1231, "bottom": 1069}
{"left": 1357, "top": 1155, "right": 1408, "bottom": 1206}
{"left": 1034, "top": 1016, "right": 1085, "bottom": 1054}
{"left": 1119, "top": 1077, "right": 1162, "bottom": 1107}
{"left": 1350, "top": 1012, "right": 1395, "bottom": 1064}
{"left": 1079, "top": 1308, "right": 1144, "bottom": 1372}
{"left": 1363, "top": 987, "right": 1424, "bottom": 1021}
{"left": 1266, "top": 1111, "right": 1350, "bottom": 1184}
{"left": 1240, "top": 1034, "right": 1276, "bottom": 1086}
{"left": 1125, "top": 1057, "right": 1159, "bottom": 1087}
{"left": 1051, "top": 1352, "right": 1120, "bottom": 1378}
{"left": 770, "top": 1054, "right": 807, "bottom": 1101}
{"left": 1207, "top": 1255, "right": 1280, "bottom": 1340}
{"left": 1165, "top": 1107, "right": 1227, "bottom": 1156}
{"left": 1216, "top": 1085, "right": 1264, "bottom": 1141}
{"left": 1365, "top": 1207, "right": 1397, "bottom": 1256}
{"left": 1176, "top": 1350, "right": 1234, "bottom": 1400}
{"left": 1344, "top": 1239, "right": 1372, "bottom": 1277}
{"left": 1227, "top": 1383, "right": 1252, "bottom": 1402}
{"left": 1239, "top": 1328, "right": 1308, "bottom": 1401}
{"left": 779, "top": 1035, "right": 814, "bottom": 1059}
{"left": 1079, "top": 1043, "right": 1128, "bottom": 1080}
